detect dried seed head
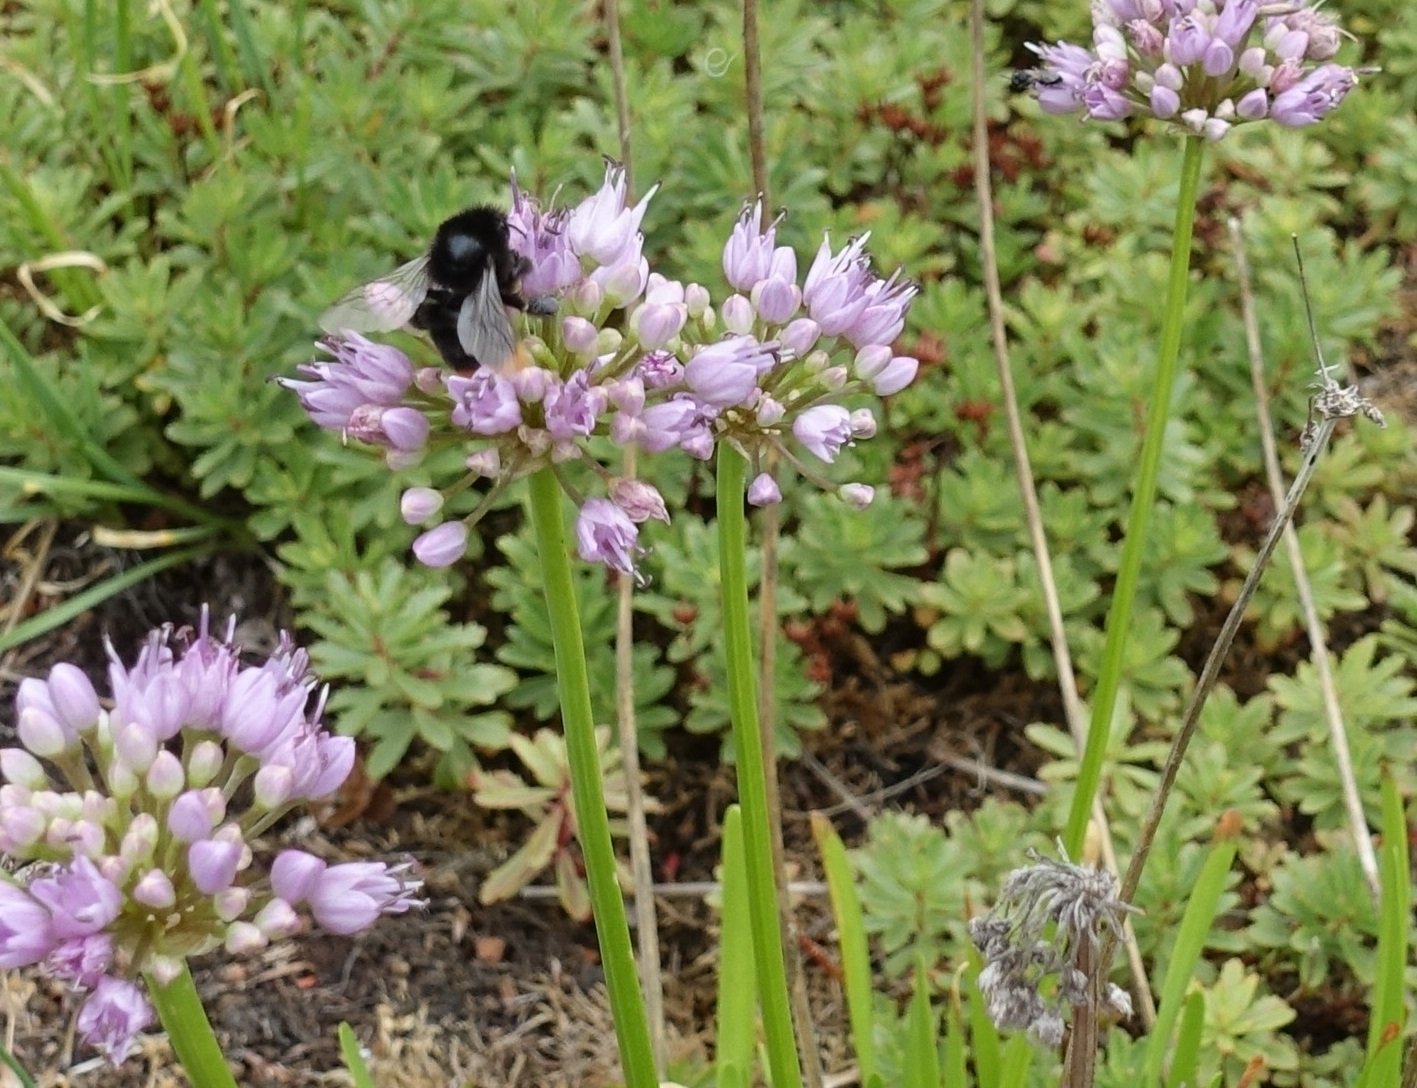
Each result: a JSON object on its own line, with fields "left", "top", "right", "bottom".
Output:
{"left": 970, "top": 843, "right": 1139, "bottom": 1044}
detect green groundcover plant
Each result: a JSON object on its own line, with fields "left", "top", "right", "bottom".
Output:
{"left": 1, "top": 0, "right": 1415, "bottom": 1084}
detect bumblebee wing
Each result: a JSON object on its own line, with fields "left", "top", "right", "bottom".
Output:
{"left": 319, "top": 255, "right": 431, "bottom": 334}
{"left": 455, "top": 269, "right": 519, "bottom": 373}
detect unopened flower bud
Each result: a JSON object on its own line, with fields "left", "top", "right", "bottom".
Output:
{"left": 19, "top": 707, "right": 70, "bottom": 757}
{"left": 254, "top": 764, "right": 294, "bottom": 809}
{"left": 780, "top": 318, "right": 821, "bottom": 357}
{"left": 188, "top": 838, "right": 243, "bottom": 895}
{"left": 747, "top": 474, "right": 782, "bottom": 507}
{"left": 685, "top": 283, "right": 711, "bottom": 317}
{"left": 721, "top": 294, "right": 754, "bottom": 335}
{"left": 0, "top": 748, "right": 46, "bottom": 790}
{"left": 838, "top": 483, "right": 875, "bottom": 510}
{"left": 187, "top": 740, "right": 224, "bottom": 787}
{"left": 412, "top": 522, "right": 468, "bottom": 569}
{"left": 596, "top": 328, "right": 624, "bottom": 355}
{"left": 133, "top": 869, "right": 176, "bottom": 909}
{"left": 145, "top": 751, "right": 184, "bottom": 800}
{"left": 400, "top": 487, "right": 443, "bottom": 525}
{"left": 562, "top": 316, "right": 599, "bottom": 355}
{"left": 214, "top": 887, "right": 250, "bottom": 922}
{"left": 756, "top": 396, "right": 786, "bottom": 427}
{"left": 254, "top": 898, "right": 302, "bottom": 939}
{"left": 47, "top": 664, "right": 101, "bottom": 733}
{"left": 225, "top": 922, "right": 267, "bottom": 955}
{"left": 568, "top": 278, "right": 603, "bottom": 314}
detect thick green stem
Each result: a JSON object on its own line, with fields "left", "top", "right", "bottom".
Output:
{"left": 525, "top": 468, "right": 657, "bottom": 1088}
{"left": 1062, "top": 136, "right": 1207, "bottom": 858}
{"left": 146, "top": 963, "right": 239, "bottom": 1088}
{"left": 716, "top": 445, "right": 804, "bottom": 1088}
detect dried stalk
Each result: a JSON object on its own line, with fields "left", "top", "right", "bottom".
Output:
{"left": 1229, "top": 217, "right": 1380, "bottom": 900}
{"left": 604, "top": 0, "right": 666, "bottom": 1068}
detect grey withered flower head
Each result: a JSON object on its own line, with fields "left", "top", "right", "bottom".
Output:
{"left": 969, "top": 843, "right": 1138, "bottom": 1046}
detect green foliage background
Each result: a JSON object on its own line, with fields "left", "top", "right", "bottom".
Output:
{"left": 3, "top": 0, "right": 1417, "bottom": 1081}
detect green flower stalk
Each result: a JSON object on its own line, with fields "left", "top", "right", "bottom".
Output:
{"left": 527, "top": 467, "right": 658, "bottom": 1088}
{"left": 1022, "top": 0, "right": 1369, "bottom": 861}
{"left": 717, "top": 446, "right": 804, "bottom": 1088}
{"left": 1063, "top": 135, "right": 1206, "bottom": 857}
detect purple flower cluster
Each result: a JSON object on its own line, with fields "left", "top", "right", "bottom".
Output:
{"left": 296, "top": 169, "right": 919, "bottom": 580}
{"left": 1026, "top": 0, "right": 1362, "bottom": 139}
{"left": 0, "top": 614, "right": 421, "bottom": 1064}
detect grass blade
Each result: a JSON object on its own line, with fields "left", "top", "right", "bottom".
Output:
{"left": 942, "top": 973, "right": 966, "bottom": 1088}
{"left": 1357, "top": 772, "right": 1409, "bottom": 1087}
{"left": 717, "top": 804, "right": 756, "bottom": 1088}
{"left": 997, "top": 1035, "right": 1033, "bottom": 1088}
{"left": 903, "top": 956, "right": 941, "bottom": 1088}
{"left": 1143, "top": 834, "right": 1238, "bottom": 1085}
{"left": 0, "top": 544, "right": 209, "bottom": 654}
{"left": 338, "top": 1023, "right": 376, "bottom": 1088}
{"left": 1166, "top": 991, "right": 1206, "bottom": 1088}
{"left": 811, "top": 812, "right": 875, "bottom": 1087}
{"left": 964, "top": 956, "right": 1001, "bottom": 1088}
{"left": 0, "top": 1044, "right": 37, "bottom": 1088}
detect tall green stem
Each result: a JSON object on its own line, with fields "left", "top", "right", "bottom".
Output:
{"left": 716, "top": 445, "right": 804, "bottom": 1088}
{"left": 146, "top": 963, "right": 239, "bottom": 1088}
{"left": 525, "top": 468, "right": 657, "bottom": 1088}
{"left": 1062, "top": 136, "right": 1207, "bottom": 858}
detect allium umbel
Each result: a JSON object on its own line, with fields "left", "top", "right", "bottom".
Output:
{"left": 1, "top": 614, "right": 422, "bottom": 1064}
{"left": 1023, "top": 1, "right": 1363, "bottom": 140}
{"left": 295, "top": 172, "right": 919, "bottom": 581}
{"left": 970, "top": 846, "right": 1137, "bottom": 1047}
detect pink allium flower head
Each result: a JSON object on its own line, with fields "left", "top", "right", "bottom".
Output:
{"left": 1022, "top": 0, "right": 1361, "bottom": 138}
{"left": 288, "top": 164, "right": 920, "bottom": 565}
{"left": 2, "top": 618, "right": 420, "bottom": 1064}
